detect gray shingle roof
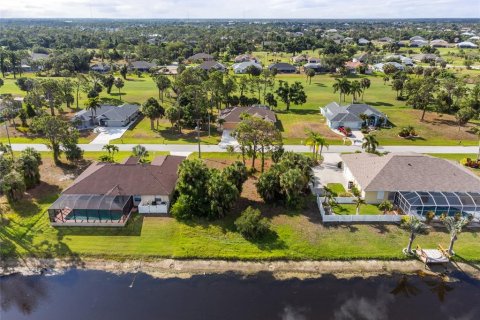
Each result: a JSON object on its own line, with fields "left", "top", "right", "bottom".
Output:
{"left": 75, "top": 104, "right": 139, "bottom": 122}
{"left": 341, "top": 153, "right": 480, "bottom": 192}
{"left": 323, "top": 102, "right": 385, "bottom": 123}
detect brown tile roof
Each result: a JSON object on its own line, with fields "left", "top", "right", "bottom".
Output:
{"left": 63, "top": 155, "right": 185, "bottom": 196}
{"left": 219, "top": 106, "right": 276, "bottom": 124}
{"left": 341, "top": 153, "right": 480, "bottom": 192}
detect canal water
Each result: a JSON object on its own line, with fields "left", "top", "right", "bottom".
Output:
{"left": 1, "top": 269, "right": 479, "bottom": 320}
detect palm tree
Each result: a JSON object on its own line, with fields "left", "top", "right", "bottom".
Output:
{"left": 353, "top": 196, "right": 366, "bottom": 215}
{"left": 360, "top": 78, "right": 371, "bottom": 100}
{"left": 85, "top": 97, "right": 100, "bottom": 124}
{"left": 102, "top": 144, "right": 119, "bottom": 160}
{"left": 362, "top": 134, "right": 379, "bottom": 153}
{"left": 441, "top": 214, "right": 473, "bottom": 255}
{"left": 132, "top": 144, "right": 149, "bottom": 163}
{"left": 378, "top": 200, "right": 394, "bottom": 214}
{"left": 305, "top": 131, "right": 329, "bottom": 161}
{"left": 350, "top": 80, "right": 363, "bottom": 103}
{"left": 332, "top": 78, "right": 351, "bottom": 103}
{"left": 472, "top": 126, "right": 480, "bottom": 161}
{"left": 401, "top": 216, "right": 429, "bottom": 255}
{"left": 359, "top": 113, "right": 369, "bottom": 127}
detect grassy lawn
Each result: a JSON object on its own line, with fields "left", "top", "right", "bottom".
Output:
{"left": 2, "top": 195, "right": 479, "bottom": 261}
{"left": 110, "top": 117, "right": 221, "bottom": 145}
{"left": 326, "top": 183, "right": 347, "bottom": 196}
{"left": 331, "top": 203, "right": 384, "bottom": 215}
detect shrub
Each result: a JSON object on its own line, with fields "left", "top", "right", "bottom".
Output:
{"left": 235, "top": 206, "right": 270, "bottom": 240}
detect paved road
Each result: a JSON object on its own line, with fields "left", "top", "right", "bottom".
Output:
{"left": 9, "top": 143, "right": 479, "bottom": 154}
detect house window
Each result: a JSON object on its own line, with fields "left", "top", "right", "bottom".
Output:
{"left": 377, "top": 191, "right": 385, "bottom": 200}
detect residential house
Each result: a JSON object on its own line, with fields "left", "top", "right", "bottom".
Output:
{"left": 232, "top": 61, "right": 262, "bottom": 74}
{"left": 268, "top": 62, "right": 296, "bottom": 73}
{"left": 358, "top": 38, "right": 370, "bottom": 45}
{"left": 90, "top": 63, "right": 111, "bottom": 73}
{"left": 458, "top": 41, "right": 479, "bottom": 48}
{"left": 234, "top": 54, "right": 257, "bottom": 63}
{"left": 410, "top": 39, "right": 429, "bottom": 47}
{"left": 219, "top": 105, "right": 276, "bottom": 130}
{"left": 340, "top": 153, "right": 480, "bottom": 217}
{"left": 320, "top": 102, "right": 387, "bottom": 130}
{"left": 344, "top": 61, "right": 364, "bottom": 74}
{"left": 292, "top": 54, "right": 309, "bottom": 64}
{"left": 430, "top": 39, "right": 449, "bottom": 47}
{"left": 411, "top": 53, "right": 444, "bottom": 64}
{"left": 187, "top": 53, "right": 214, "bottom": 62}
{"left": 378, "top": 37, "right": 394, "bottom": 43}
{"left": 198, "top": 60, "right": 226, "bottom": 72}
{"left": 155, "top": 65, "right": 179, "bottom": 75}
{"left": 73, "top": 104, "right": 140, "bottom": 129}
{"left": 353, "top": 53, "right": 370, "bottom": 63}
{"left": 384, "top": 54, "right": 413, "bottom": 66}
{"left": 21, "top": 52, "right": 49, "bottom": 72}
{"left": 130, "top": 61, "right": 156, "bottom": 72}
{"left": 307, "top": 57, "right": 321, "bottom": 64}
{"left": 48, "top": 155, "right": 185, "bottom": 226}
{"left": 373, "top": 62, "right": 404, "bottom": 72}
{"left": 303, "top": 63, "right": 323, "bottom": 73}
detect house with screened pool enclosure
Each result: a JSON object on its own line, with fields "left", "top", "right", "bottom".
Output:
{"left": 340, "top": 153, "right": 480, "bottom": 219}
{"left": 48, "top": 155, "right": 185, "bottom": 227}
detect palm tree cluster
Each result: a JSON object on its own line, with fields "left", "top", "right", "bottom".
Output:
{"left": 332, "top": 77, "right": 371, "bottom": 103}
{"left": 305, "top": 130, "right": 329, "bottom": 161}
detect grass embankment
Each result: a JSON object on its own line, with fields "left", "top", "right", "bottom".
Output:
{"left": 1, "top": 153, "right": 479, "bottom": 263}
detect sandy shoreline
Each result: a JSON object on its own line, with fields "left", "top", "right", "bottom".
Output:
{"left": 2, "top": 258, "right": 479, "bottom": 280}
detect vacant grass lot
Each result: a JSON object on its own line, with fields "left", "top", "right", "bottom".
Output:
{"left": 1, "top": 152, "right": 479, "bottom": 262}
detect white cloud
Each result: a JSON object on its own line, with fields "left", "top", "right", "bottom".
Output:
{"left": 0, "top": 0, "right": 478, "bottom": 18}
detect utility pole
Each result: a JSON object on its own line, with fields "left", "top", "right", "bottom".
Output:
{"left": 196, "top": 119, "right": 201, "bottom": 159}
{"left": 4, "top": 121, "right": 14, "bottom": 159}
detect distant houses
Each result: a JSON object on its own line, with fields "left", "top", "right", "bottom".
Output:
{"left": 187, "top": 53, "right": 214, "bottom": 62}
{"left": 130, "top": 61, "right": 156, "bottom": 72}
{"left": 232, "top": 60, "right": 262, "bottom": 74}
{"left": 48, "top": 155, "right": 186, "bottom": 226}
{"left": 268, "top": 62, "right": 296, "bottom": 74}
{"left": 90, "top": 63, "right": 111, "bottom": 73}
{"left": 457, "top": 41, "right": 478, "bottom": 48}
{"left": 198, "top": 60, "right": 226, "bottom": 72}
{"left": 234, "top": 54, "right": 257, "bottom": 63}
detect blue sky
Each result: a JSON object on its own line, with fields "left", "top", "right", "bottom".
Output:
{"left": 1, "top": 0, "right": 479, "bottom": 19}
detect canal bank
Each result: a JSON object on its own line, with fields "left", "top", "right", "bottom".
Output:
{"left": 2, "top": 258, "right": 479, "bottom": 280}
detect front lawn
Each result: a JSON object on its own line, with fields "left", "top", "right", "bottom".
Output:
{"left": 332, "top": 203, "right": 384, "bottom": 215}
{"left": 110, "top": 117, "right": 222, "bottom": 145}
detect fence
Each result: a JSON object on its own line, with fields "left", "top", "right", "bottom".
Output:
{"left": 317, "top": 196, "right": 402, "bottom": 223}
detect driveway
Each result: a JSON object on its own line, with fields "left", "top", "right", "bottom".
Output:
{"left": 218, "top": 130, "right": 239, "bottom": 149}
{"left": 311, "top": 153, "right": 347, "bottom": 194}
{"left": 90, "top": 127, "right": 129, "bottom": 144}
{"left": 349, "top": 130, "right": 364, "bottom": 145}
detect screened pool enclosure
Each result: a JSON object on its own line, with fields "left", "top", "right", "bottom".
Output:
{"left": 394, "top": 191, "right": 480, "bottom": 217}
{"left": 48, "top": 194, "right": 133, "bottom": 226}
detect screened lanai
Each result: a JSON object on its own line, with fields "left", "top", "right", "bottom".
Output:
{"left": 394, "top": 191, "right": 480, "bottom": 218}
{"left": 48, "top": 194, "right": 133, "bottom": 225}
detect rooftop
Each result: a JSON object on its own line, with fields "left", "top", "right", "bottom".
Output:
{"left": 219, "top": 106, "right": 276, "bottom": 123}
{"left": 63, "top": 155, "right": 185, "bottom": 196}
{"left": 341, "top": 153, "right": 480, "bottom": 192}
